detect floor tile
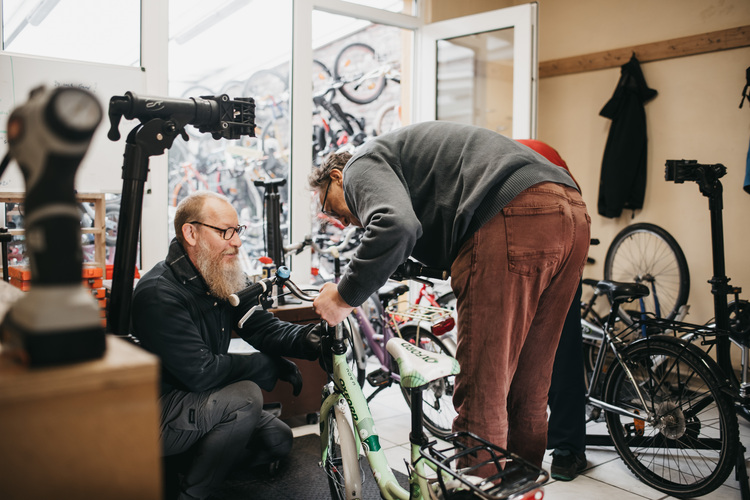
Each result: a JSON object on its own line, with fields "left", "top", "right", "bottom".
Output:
{"left": 290, "top": 368, "right": 750, "bottom": 499}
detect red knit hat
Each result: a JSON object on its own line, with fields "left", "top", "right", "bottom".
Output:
{"left": 515, "top": 139, "right": 568, "bottom": 170}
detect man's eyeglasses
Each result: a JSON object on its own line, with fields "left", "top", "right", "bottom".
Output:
{"left": 320, "top": 179, "right": 337, "bottom": 217}
{"left": 189, "top": 221, "right": 246, "bottom": 240}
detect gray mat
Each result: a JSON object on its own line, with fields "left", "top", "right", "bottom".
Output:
{"left": 218, "top": 433, "right": 408, "bottom": 499}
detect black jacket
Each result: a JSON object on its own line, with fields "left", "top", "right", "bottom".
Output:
{"left": 130, "top": 238, "right": 316, "bottom": 396}
{"left": 598, "top": 55, "right": 657, "bottom": 218}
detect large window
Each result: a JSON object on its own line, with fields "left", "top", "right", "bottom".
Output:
{"left": 167, "top": 0, "right": 412, "bottom": 277}
{"left": 309, "top": 9, "right": 410, "bottom": 281}
{"left": 2, "top": 0, "right": 140, "bottom": 66}
{"left": 167, "top": 0, "right": 293, "bottom": 274}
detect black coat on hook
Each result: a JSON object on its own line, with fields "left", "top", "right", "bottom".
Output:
{"left": 597, "top": 54, "right": 658, "bottom": 218}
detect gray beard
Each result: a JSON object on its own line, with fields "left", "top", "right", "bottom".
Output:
{"left": 195, "top": 239, "right": 246, "bottom": 300}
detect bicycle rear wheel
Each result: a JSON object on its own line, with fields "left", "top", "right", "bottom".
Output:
{"left": 604, "top": 223, "right": 690, "bottom": 325}
{"left": 603, "top": 337, "right": 738, "bottom": 498}
{"left": 324, "top": 401, "right": 362, "bottom": 500}
{"left": 334, "top": 42, "right": 386, "bottom": 105}
{"left": 398, "top": 325, "right": 458, "bottom": 439}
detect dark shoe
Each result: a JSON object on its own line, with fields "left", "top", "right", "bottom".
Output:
{"left": 550, "top": 449, "right": 587, "bottom": 481}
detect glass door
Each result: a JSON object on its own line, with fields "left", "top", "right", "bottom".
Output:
{"left": 416, "top": 3, "right": 538, "bottom": 139}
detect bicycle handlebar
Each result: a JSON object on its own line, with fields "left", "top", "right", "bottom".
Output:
{"left": 391, "top": 260, "right": 450, "bottom": 282}
{"left": 230, "top": 266, "right": 317, "bottom": 309}
{"left": 284, "top": 226, "right": 359, "bottom": 259}
{"left": 228, "top": 276, "right": 274, "bottom": 307}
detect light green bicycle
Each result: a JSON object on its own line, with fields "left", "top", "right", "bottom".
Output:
{"left": 233, "top": 266, "right": 548, "bottom": 500}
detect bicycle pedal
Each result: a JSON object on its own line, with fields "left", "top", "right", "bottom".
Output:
{"left": 366, "top": 368, "right": 391, "bottom": 387}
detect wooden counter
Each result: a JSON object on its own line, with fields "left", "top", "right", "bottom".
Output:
{"left": 0, "top": 335, "right": 162, "bottom": 499}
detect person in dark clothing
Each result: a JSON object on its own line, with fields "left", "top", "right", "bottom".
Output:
{"left": 309, "top": 121, "right": 590, "bottom": 469}
{"left": 130, "top": 191, "right": 321, "bottom": 500}
{"left": 516, "top": 139, "right": 587, "bottom": 481}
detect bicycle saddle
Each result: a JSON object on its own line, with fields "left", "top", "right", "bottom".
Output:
{"left": 386, "top": 337, "right": 460, "bottom": 388}
{"left": 595, "top": 280, "right": 650, "bottom": 303}
{"left": 378, "top": 283, "right": 409, "bottom": 304}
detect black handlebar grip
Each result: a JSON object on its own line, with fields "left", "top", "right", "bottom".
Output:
{"left": 229, "top": 279, "right": 270, "bottom": 307}
{"left": 417, "top": 266, "right": 449, "bottom": 281}
{"left": 392, "top": 261, "right": 449, "bottom": 281}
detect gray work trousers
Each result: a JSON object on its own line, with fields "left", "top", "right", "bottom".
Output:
{"left": 161, "top": 379, "right": 292, "bottom": 500}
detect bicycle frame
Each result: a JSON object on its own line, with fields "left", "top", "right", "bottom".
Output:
{"left": 319, "top": 327, "right": 424, "bottom": 500}
{"left": 585, "top": 300, "right": 656, "bottom": 423}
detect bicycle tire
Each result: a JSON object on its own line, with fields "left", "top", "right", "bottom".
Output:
{"left": 218, "top": 80, "right": 245, "bottom": 99}
{"left": 104, "top": 202, "right": 120, "bottom": 247}
{"left": 333, "top": 42, "right": 386, "bottom": 105}
{"left": 374, "top": 102, "right": 401, "bottom": 135}
{"left": 604, "top": 223, "right": 690, "bottom": 325}
{"left": 436, "top": 291, "right": 456, "bottom": 309}
{"left": 244, "top": 69, "right": 288, "bottom": 128}
{"left": 603, "top": 336, "right": 738, "bottom": 498}
{"left": 256, "top": 113, "right": 291, "bottom": 158}
{"left": 398, "top": 325, "right": 458, "bottom": 439}
{"left": 312, "top": 59, "right": 335, "bottom": 99}
{"left": 324, "top": 402, "right": 362, "bottom": 500}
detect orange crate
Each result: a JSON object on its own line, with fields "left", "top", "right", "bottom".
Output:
{"left": 8, "top": 266, "right": 31, "bottom": 281}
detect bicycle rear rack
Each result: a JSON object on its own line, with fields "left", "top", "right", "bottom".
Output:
{"left": 387, "top": 302, "right": 453, "bottom": 328}
{"left": 418, "top": 431, "right": 547, "bottom": 500}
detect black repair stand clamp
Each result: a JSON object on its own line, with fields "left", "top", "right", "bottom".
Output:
{"left": 105, "top": 92, "right": 255, "bottom": 337}
{"left": 254, "top": 177, "right": 288, "bottom": 305}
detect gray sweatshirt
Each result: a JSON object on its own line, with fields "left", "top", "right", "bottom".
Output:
{"left": 337, "top": 121, "right": 577, "bottom": 307}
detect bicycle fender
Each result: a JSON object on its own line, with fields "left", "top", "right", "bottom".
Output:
{"left": 320, "top": 391, "right": 363, "bottom": 461}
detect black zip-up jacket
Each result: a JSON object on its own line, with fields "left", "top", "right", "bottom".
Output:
{"left": 130, "top": 238, "right": 316, "bottom": 396}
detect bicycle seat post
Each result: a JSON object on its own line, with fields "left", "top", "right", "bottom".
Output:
{"left": 409, "top": 386, "right": 429, "bottom": 447}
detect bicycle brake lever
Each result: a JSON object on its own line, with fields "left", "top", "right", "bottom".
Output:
{"left": 237, "top": 305, "right": 262, "bottom": 329}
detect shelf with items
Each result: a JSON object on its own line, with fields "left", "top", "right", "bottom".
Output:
{"left": 0, "top": 192, "right": 108, "bottom": 280}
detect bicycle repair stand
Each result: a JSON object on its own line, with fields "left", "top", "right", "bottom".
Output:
{"left": 1, "top": 227, "right": 10, "bottom": 283}
{"left": 254, "top": 177, "right": 290, "bottom": 305}
{"left": 105, "top": 92, "right": 255, "bottom": 337}
{"left": 665, "top": 159, "right": 750, "bottom": 498}
{"left": 585, "top": 160, "right": 749, "bottom": 498}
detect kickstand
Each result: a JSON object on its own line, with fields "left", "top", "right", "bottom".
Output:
{"left": 737, "top": 442, "right": 750, "bottom": 500}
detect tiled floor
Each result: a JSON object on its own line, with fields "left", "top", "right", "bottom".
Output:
{"left": 290, "top": 371, "right": 750, "bottom": 500}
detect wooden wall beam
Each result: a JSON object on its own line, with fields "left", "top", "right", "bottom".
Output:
{"left": 540, "top": 25, "right": 750, "bottom": 78}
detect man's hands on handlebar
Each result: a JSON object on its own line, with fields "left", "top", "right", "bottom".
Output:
{"left": 313, "top": 282, "right": 354, "bottom": 325}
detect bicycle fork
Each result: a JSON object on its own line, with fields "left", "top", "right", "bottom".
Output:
{"left": 320, "top": 351, "right": 407, "bottom": 499}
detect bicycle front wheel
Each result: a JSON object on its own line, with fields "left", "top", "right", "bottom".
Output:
{"left": 324, "top": 402, "right": 362, "bottom": 500}
{"left": 603, "top": 337, "right": 738, "bottom": 498}
{"left": 604, "top": 223, "right": 690, "bottom": 325}
{"left": 398, "top": 325, "right": 458, "bottom": 439}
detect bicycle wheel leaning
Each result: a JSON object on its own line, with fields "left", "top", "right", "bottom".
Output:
{"left": 604, "top": 223, "right": 690, "bottom": 325}
{"left": 603, "top": 336, "right": 739, "bottom": 498}
{"left": 324, "top": 401, "right": 362, "bottom": 500}
{"left": 398, "top": 325, "right": 458, "bottom": 439}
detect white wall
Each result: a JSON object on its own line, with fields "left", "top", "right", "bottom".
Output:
{"left": 536, "top": 0, "right": 750, "bottom": 323}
